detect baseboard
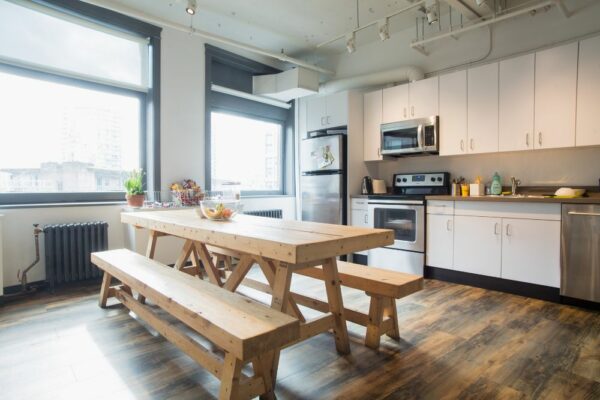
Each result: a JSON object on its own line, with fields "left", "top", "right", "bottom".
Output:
{"left": 559, "top": 295, "right": 600, "bottom": 310}
{"left": 425, "top": 266, "right": 561, "bottom": 303}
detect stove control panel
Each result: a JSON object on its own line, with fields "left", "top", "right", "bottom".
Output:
{"left": 394, "top": 173, "right": 448, "bottom": 187}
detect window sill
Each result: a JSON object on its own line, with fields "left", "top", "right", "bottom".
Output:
{"left": 241, "top": 195, "right": 295, "bottom": 199}
{"left": 0, "top": 201, "right": 127, "bottom": 210}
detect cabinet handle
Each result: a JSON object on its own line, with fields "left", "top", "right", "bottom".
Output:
{"left": 460, "top": 139, "right": 465, "bottom": 152}
{"left": 411, "top": 106, "right": 414, "bottom": 117}
{"left": 327, "top": 116, "right": 331, "bottom": 124}
{"left": 446, "top": 219, "right": 452, "bottom": 231}
{"left": 567, "top": 211, "right": 600, "bottom": 217}
{"left": 364, "top": 214, "right": 368, "bottom": 224}
{"left": 377, "top": 147, "right": 381, "bottom": 157}
{"left": 320, "top": 116, "right": 325, "bottom": 126}
{"left": 525, "top": 133, "right": 529, "bottom": 147}
{"left": 506, "top": 224, "right": 511, "bottom": 236}
{"left": 538, "top": 132, "right": 542, "bottom": 146}
{"left": 470, "top": 138, "right": 474, "bottom": 151}
{"left": 494, "top": 222, "right": 500, "bottom": 235}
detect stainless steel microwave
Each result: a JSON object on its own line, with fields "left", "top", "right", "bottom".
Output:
{"left": 380, "top": 116, "right": 439, "bottom": 156}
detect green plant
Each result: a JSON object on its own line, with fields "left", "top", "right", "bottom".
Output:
{"left": 124, "top": 169, "right": 144, "bottom": 195}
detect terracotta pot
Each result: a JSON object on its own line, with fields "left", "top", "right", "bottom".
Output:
{"left": 126, "top": 194, "right": 145, "bottom": 208}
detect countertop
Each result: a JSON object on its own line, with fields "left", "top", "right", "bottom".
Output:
{"left": 426, "top": 194, "right": 600, "bottom": 204}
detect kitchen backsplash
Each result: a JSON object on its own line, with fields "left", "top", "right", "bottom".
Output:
{"left": 374, "top": 146, "right": 600, "bottom": 188}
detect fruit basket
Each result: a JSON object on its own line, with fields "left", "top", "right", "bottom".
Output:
{"left": 198, "top": 199, "right": 241, "bottom": 221}
{"left": 170, "top": 179, "right": 204, "bottom": 206}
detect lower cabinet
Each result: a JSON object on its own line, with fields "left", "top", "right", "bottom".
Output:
{"left": 453, "top": 215, "right": 502, "bottom": 277}
{"left": 351, "top": 198, "right": 369, "bottom": 256}
{"left": 426, "top": 214, "right": 454, "bottom": 270}
{"left": 500, "top": 218, "right": 560, "bottom": 287}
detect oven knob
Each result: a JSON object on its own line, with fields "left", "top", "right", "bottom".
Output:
{"left": 430, "top": 177, "right": 436, "bottom": 182}
{"left": 402, "top": 178, "right": 407, "bottom": 182}
{"left": 437, "top": 177, "right": 443, "bottom": 182}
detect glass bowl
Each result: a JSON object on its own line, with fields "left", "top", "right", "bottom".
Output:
{"left": 198, "top": 199, "right": 241, "bottom": 221}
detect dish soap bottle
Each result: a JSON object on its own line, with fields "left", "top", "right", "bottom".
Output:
{"left": 490, "top": 172, "right": 502, "bottom": 195}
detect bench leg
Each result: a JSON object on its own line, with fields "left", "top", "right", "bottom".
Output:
{"left": 365, "top": 294, "right": 384, "bottom": 350}
{"left": 99, "top": 272, "right": 113, "bottom": 308}
{"left": 383, "top": 298, "right": 400, "bottom": 340}
{"left": 219, "top": 352, "right": 243, "bottom": 400}
{"left": 253, "top": 352, "right": 276, "bottom": 400}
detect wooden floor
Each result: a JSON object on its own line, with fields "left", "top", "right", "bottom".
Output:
{"left": 1, "top": 272, "right": 599, "bottom": 400}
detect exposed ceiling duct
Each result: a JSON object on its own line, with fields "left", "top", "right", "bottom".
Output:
{"left": 252, "top": 67, "right": 320, "bottom": 102}
{"left": 319, "top": 66, "right": 425, "bottom": 94}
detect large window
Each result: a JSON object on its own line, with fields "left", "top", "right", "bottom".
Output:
{"left": 210, "top": 112, "right": 283, "bottom": 194}
{"left": 0, "top": 0, "right": 160, "bottom": 204}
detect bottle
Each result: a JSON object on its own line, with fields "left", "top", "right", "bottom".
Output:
{"left": 490, "top": 172, "right": 502, "bottom": 195}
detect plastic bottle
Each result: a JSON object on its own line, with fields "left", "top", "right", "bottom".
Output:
{"left": 490, "top": 172, "right": 502, "bottom": 195}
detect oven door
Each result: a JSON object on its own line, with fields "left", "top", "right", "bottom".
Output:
{"left": 368, "top": 202, "right": 424, "bottom": 252}
{"left": 380, "top": 122, "right": 421, "bottom": 155}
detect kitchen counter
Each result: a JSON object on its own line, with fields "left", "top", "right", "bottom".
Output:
{"left": 350, "top": 194, "right": 370, "bottom": 198}
{"left": 426, "top": 193, "right": 600, "bottom": 204}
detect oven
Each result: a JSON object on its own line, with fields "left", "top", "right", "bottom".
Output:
{"left": 380, "top": 116, "right": 438, "bottom": 156}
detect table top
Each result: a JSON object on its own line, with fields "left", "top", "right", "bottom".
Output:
{"left": 122, "top": 209, "right": 394, "bottom": 265}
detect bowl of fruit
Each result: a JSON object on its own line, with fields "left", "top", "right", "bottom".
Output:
{"left": 198, "top": 198, "right": 241, "bottom": 221}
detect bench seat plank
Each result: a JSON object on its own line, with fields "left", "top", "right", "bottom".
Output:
{"left": 297, "top": 261, "right": 423, "bottom": 299}
{"left": 92, "top": 249, "right": 299, "bottom": 361}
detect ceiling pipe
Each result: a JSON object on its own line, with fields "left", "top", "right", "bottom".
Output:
{"left": 319, "top": 66, "right": 424, "bottom": 94}
{"left": 83, "top": 0, "right": 334, "bottom": 75}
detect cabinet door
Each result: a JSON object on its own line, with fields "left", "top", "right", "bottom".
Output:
{"left": 306, "top": 96, "right": 327, "bottom": 132}
{"left": 467, "top": 62, "right": 499, "bottom": 154}
{"left": 426, "top": 214, "right": 454, "bottom": 270}
{"left": 501, "top": 218, "right": 560, "bottom": 287}
{"left": 439, "top": 70, "right": 467, "bottom": 156}
{"left": 351, "top": 209, "right": 370, "bottom": 256}
{"left": 409, "top": 76, "right": 439, "bottom": 119}
{"left": 454, "top": 215, "right": 502, "bottom": 277}
{"left": 499, "top": 54, "right": 535, "bottom": 152}
{"left": 535, "top": 42, "right": 578, "bottom": 149}
{"left": 325, "top": 91, "right": 348, "bottom": 128}
{"left": 382, "top": 84, "right": 409, "bottom": 123}
{"left": 363, "top": 90, "right": 383, "bottom": 161}
{"left": 576, "top": 36, "right": 600, "bottom": 147}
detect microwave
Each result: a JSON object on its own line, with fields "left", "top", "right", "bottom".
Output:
{"left": 380, "top": 116, "right": 439, "bottom": 156}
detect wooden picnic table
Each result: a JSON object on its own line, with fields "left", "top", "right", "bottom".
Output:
{"left": 121, "top": 209, "right": 393, "bottom": 381}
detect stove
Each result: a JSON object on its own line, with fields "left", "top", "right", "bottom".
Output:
{"left": 366, "top": 172, "right": 450, "bottom": 275}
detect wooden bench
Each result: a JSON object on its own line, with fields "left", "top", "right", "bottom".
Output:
{"left": 91, "top": 249, "right": 300, "bottom": 400}
{"left": 295, "top": 261, "right": 423, "bottom": 350}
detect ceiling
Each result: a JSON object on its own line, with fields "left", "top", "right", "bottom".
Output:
{"left": 101, "top": 0, "right": 536, "bottom": 58}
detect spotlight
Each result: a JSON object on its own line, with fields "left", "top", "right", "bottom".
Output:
{"left": 186, "top": 0, "right": 197, "bottom": 15}
{"left": 377, "top": 19, "right": 390, "bottom": 41}
{"left": 425, "top": 0, "right": 439, "bottom": 24}
{"left": 346, "top": 33, "right": 356, "bottom": 54}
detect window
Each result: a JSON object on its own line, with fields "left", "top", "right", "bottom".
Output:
{"left": 0, "top": 0, "right": 160, "bottom": 204}
{"left": 210, "top": 112, "right": 283, "bottom": 194}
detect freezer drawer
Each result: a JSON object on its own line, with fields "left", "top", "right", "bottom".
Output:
{"left": 301, "top": 173, "right": 343, "bottom": 225}
{"left": 561, "top": 204, "right": 600, "bottom": 302}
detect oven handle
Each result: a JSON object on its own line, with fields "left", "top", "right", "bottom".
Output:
{"left": 367, "top": 201, "right": 424, "bottom": 206}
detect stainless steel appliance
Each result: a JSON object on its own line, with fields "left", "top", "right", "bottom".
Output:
{"left": 561, "top": 204, "right": 600, "bottom": 303}
{"left": 367, "top": 172, "right": 450, "bottom": 275}
{"left": 380, "top": 116, "right": 439, "bottom": 156}
{"left": 300, "top": 133, "right": 345, "bottom": 224}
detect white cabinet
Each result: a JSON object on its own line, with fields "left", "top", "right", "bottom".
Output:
{"left": 409, "top": 76, "right": 438, "bottom": 119}
{"left": 576, "top": 35, "right": 600, "bottom": 147}
{"left": 306, "top": 92, "right": 348, "bottom": 132}
{"left": 382, "top": 84, "right": 409, "bottom": 123}
{"left": 426, "top": 214, "right": 454, "bottom": 270}
{"left": 467, "top": 62, "right": 499, "bottom": 154}
{"left": 501, "top": 218, "right": 560, "bottom": 287}
{"left": 351, "top": 198, "right": 369, "bottom": 255}
{"left": 453, "top": 215, "right": 503, "bottom": 277}
{"left": 499, "top": 54, "right": 535, "bottom": 152}
{"left": 363, "top": 89, "right": 383, "bottom": 161}
{"left": 534, "top": 42, "right": 578, "bottom": 149}
{"left": 439, "top": 70, "right": 467, "bottom": 156}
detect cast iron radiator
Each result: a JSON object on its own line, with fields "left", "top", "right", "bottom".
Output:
{"left": 243, "top": 209, "right": 283, "bottom": 219}
{"left": 44, "top": 222, "right": 109, "bottom": 290}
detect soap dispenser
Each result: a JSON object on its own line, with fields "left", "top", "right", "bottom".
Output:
{"left": 491, "top": 172, "right": 502, "bottom": 195}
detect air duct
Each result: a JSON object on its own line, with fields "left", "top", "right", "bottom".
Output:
{"left": 253, "top": 67, "right": 320, "bottom": 102}
{"left": 319, "top": 66, "right": 425, "bottom": 94}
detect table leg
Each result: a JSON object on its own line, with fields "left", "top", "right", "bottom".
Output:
{"left": 139, "top": 230, "right": 160, "bottom": 304}
{"left": 194, "top": 241, "right": 224, "bottom": 286}
{"left": 256, "top": 258, "right": 305, "bottom": 323}
{"left": 322, "top": 257, "right": 351, "bottom": 354}
{"left": 222, "top": 255, "right": 254, "bottom": 292}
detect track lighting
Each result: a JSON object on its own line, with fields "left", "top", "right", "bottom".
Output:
{"left": 186, "top": 0, "right": 197, "bottom": 15}
{"left": 475, "top": 0, "right": 487, "bottom": 6}
{"left": 345, "top": 33, "right": 356, "bottom": 54}
{"left": 377, "top": 19, "right": 390, "bottom": 41}
{"left": 425, "top": 0, "right": 439, "bottom": 25}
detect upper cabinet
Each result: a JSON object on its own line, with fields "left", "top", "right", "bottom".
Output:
{"left": 534, "top": 42, "right": 578, "bottom": 149}
{"left": 363, "top": 89, "right": 383, "bottom": 161}
{"left": 306, "top": 92, "right": 348, "bottom": 132}
{"left": 409, "top": 76, "right": 439, "bottom": 119}
{"left": 499, "top": 54, "right": 535, "bottom": 152}
{"left": 439, "top": 70, "right": 467, "bottom": 156}
{"left": 576, "top": 35, "right": 600, "bottom": 147}
{"left": 467, "top": 63, "right": 499, "bottom": 154}
{"left": 382, "top": 84, "right": 409, "bottom": 123}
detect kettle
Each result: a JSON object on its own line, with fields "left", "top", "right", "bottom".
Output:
{"left": 361, "top": 176, "right": 373, "bottom": 195}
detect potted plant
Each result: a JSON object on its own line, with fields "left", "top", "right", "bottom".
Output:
{"left": 124, "top": 169, "right": 145, "bottom": 208}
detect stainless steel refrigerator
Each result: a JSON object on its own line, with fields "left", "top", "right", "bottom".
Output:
{"left": 300, "top": 133, "right": 346, "bottom": 225}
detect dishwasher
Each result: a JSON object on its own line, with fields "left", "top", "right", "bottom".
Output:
{"left": 561, "top": 204, "right": 600, "bottom": 302}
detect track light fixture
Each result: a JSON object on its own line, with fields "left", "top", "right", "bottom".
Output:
{"left": 186, "top": 0, "right": 197, "bottom": 15}
{"left": 377, "top": 18, "right": 390, "bottom": 41}
{"left": 346, "top": 33, "right": 356, "bottom": 54}
{"left": 425, "top": 0, "right": 439, "bottom": 25}
{"left": 475, "top": 0, "right": 487, "bottom": 6}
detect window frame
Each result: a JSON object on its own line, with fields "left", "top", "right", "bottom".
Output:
{"left": 0, "top": 0, "right": 161, "bottom": 206}
{"left": 209, "top": 108, "right": 286, "bottom": 196}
